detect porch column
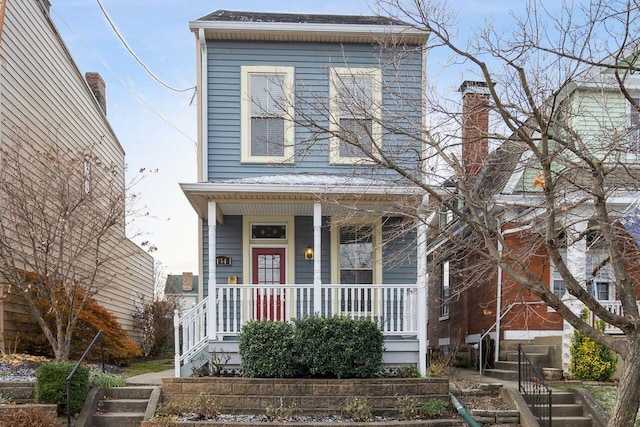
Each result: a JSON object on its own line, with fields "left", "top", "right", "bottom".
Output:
{"left": 417, "top": 215, "right": 428, "bottom": 376}
{"left": 207, "top": 201, "right": 217, "bottom": 341}
{"left": 313, "top": 203, "right": 322, "bottom": 314}
{"left": 562, "top": 218, "right": 588, "bottom": 374}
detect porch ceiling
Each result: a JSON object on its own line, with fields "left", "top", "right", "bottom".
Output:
{"left": 180, "top": 179, "right": 424, "bottom": 221}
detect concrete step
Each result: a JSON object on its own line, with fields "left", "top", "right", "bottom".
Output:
{"left": 99, "top": 398, "right": 148, "bottom": 413}
{"left": 506, "top": 351, "right": 547, "bottom": 363}
{"left": 540, "top": 416, "right": 593, "bottom": 427}
{"left": 551, "top": 403, "right": 584, "bottom": 417}
{"left": 552, "top": 391, "right": 578, "bottom": 404}
{"left": 103, "top": 386, "right": 154, "bottom": 400}
{"left": 481, "top": 368, "right": 518, "bottom": 381}
{"left": 91, "top": 412, "right": 145, "bottom": 427}
{"left": 493, "top": 361, "right": 519, "bottom": 371}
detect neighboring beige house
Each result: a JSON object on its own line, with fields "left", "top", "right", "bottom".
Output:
{"left": 0, "top": 0, "right": 153, "bottom": 349}
{"left": 164, "top": 273, "right": 199, "bottom": 310}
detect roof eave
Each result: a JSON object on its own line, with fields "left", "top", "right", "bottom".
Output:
{"left": 188, "top": 21, "right": 429, "bottom": 44}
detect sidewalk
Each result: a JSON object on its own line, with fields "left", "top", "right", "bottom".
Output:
{"left": 126, "top": 369, "right": 174, "bottom": 385}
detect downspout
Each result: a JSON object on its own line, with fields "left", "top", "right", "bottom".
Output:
{"left": 198, "top": 28, "right": 208, "bottom": 183}
{"left": 0, "top": 0, "right": 7, "bottom": 46}
{"left": 495, "top": 223, "right": 534, "bottom": 364}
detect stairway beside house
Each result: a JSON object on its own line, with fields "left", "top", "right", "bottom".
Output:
{"left": 483, "top": 337, "right": 596, "bottom": 427}
{"left": 80, "top": 386, "right": 160, "bottom": 427}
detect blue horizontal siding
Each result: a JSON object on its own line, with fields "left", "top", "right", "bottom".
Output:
{"left": 206, "top": 40, "right": 423, "bottom": 181}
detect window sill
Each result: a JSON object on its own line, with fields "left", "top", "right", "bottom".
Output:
{"left": 439, "top": 315, "right": 449, "bottom": 321}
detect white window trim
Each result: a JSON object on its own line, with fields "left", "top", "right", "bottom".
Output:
{"left": 329, "top": 67, "right": 382, "bottom": 165}
{"left": 628, "top": 97, "right": 640, "bottom": 159}
{"left": 330, "top": 218, "right": 382, "bottom": 285}
{"left": 240, "top": 65, "right": 295, "bottom": 164}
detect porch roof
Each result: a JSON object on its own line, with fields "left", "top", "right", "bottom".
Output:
{"left": 180, "top": 175, "right": 424, "bottom": 221}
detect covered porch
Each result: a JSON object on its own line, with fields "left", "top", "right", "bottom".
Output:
{"left": 176, "top": 176, "right": 428, "bottom": 377}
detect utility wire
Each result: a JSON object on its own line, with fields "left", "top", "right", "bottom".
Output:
{"left": 52, "top": 9, "right": 197, "bottom": 147}
{"left": 95, "top": 0, "right": 195, "bottom": 94}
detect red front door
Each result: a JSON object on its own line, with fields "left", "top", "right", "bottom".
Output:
{"left": 252, "top": 248, "right": 286, "bottom": 320}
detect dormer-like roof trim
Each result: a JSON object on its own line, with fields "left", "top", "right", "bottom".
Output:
{"left": 189, "top": 10, "right": 428, "bottom": 45}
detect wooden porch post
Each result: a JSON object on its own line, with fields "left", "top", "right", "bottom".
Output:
{"left": 417, "top": 216, "right": 428, "bottom": 376}
{"left": 313, "top": 203, "right": 322, "bottom": 314}
{"left": 207, "top": 201, "right": 217, "bottom": 340}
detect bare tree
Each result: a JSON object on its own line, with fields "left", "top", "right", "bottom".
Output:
{"left": 0, "top": 129, "right": 137, "bottom": 361}
{"left": 272, "top": 1, "right": 640, "bottom": 425}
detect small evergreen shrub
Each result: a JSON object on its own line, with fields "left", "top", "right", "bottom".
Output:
{"left": 294, "top": 316, "right": 384, "bottom": 378}
{"left": 569, "top": 309, "right": 618, "bottom": 381}
{"left": 0, "top": 406, "right": 64, "bottom": 427}
{"left": 419, "top": 399, "right": 451, "bottom": 418}
{"left": 239, "top": 320, "right": 297, "bottom": 378}
{"left": 35, "top": 362, "right": 89, "bottom": 414}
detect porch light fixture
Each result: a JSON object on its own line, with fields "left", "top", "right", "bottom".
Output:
{"left": 304, "top": 247, "right": 314, "bottom": 260}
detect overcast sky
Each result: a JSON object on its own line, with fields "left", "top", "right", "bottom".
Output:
{"left": 50, "top": 0, "right": 527, "bottom": 275}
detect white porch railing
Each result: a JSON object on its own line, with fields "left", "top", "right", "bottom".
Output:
{"left": 589, "top": 300, "right": 640, "bottom": 334}
{"left": 174, "top": 283, "right": 419, "bottom": 374}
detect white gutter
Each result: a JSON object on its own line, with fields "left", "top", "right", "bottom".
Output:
{"left": 189, "top": 20, "right": 427, "bottom": 39}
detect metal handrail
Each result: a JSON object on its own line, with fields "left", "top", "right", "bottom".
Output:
{"left": 518, "top": 343, "right": 552, "bottom": 427}
{"left": 66, "top": 330, "right": 104, "bottom": 427}
{"left": 479, "top": 300, "right": 545, "bottom": 377}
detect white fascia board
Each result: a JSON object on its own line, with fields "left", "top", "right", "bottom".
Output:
{"left": 180, "top": 182, "right": 423, "bottom": 196}
{"left": 189, "top": 20, "right": 428, "bottom": 40}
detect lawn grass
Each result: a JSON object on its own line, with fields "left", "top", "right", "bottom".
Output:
{"left": 122, "top": 357, "right": 173, "bottom": 377}
{"left": 580, "top": 385, "right": 640, "bottom": 427}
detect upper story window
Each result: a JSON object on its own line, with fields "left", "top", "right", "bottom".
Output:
{"left": 441, "top": 260, "right": 450, "bottom": 319}
{"left": 628, "top": 98, "right": 640, "bottom": 155}
{"left": 329, "top": 67, "right": 382, "bottom": 164}
{"left": 241, "top": 66, "right": 295, "bottom": 164}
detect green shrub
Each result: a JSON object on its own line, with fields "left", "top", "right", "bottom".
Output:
{"left": 395, "top": 395, "right": 420, "bottom": 420}
{"left": 569, "top": 309, "right": 618, "bottom": 382}
{"left": 419, "top": 399, "right": 451, "bottom": 418}
{"left": 294, "top": 316, "right": 384, "bottom": 378}
{"left": 239, "top": 320, "right": 297, "bottom": 378}
{"left": 35, "top": 362, "right": 89, "bottom": 414}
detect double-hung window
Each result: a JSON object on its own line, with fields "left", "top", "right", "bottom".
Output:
{"left": 550, "top": 248, "right": 568, "bottom": 299}
{"left": 339, "top": 225, "right": 373, "bottom": 312}
{"left": 241, "top": 66, "right": 295, "bottom": 163}
{"left": 329, "top": 67, "right": 381, "bottom": 164}
{"left": 441, "top": 261, "right": 450, "bottom": 318}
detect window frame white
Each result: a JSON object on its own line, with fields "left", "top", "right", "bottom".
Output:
{"left": 329, "top": 67, "right": 382, "bottom": 165}
{"left": 628, "top": 97, "right": 640, "bottom": 157}
{"left": 240, "top": 65, "right": 295, "bottom": 164}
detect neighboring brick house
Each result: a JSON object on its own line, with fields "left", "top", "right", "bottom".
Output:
{"left": 427, "top": 76, "right": 640, "bottom": 375}
{"left": 165, "top": 273, "right": 199, "bottom": 310}
{"left": 176, "top": 10, "right": 431, "bottom": 376}
{"left": 0, "top": 0, "right": 153, "bottom": 348}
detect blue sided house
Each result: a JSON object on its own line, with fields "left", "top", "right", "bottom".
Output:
{"left": 177, "top": 10, "right": 430, "bottom": 377}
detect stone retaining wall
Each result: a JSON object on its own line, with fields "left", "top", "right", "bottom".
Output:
{"left": 0, "top": 381, "right": 35, "bottom": 403}
{"left": 161, "top": 377, "right": 450, "bottom": 417}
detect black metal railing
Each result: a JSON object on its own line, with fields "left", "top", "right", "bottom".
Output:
{"left": 518, "top": 343, "right": 552, "bottom": 427}
{"left": 66, "top": 331, "right": 105, "bottom": 427}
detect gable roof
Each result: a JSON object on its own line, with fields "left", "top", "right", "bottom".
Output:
{"left": 190, "top": 9, "right": 428, "bottom": 45}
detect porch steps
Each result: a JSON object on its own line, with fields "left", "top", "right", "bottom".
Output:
{"left": 86, "top": 386, "right": 159, "bottom": 427}
{"left": 536, "top": 391, "right": 594, "bottom": 427}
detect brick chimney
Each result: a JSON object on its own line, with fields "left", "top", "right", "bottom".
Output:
{"left": 85, "top": 72, "right": 107, "bottom": 115}
{"left": 182, "top": 272, "right": 193, "bottom": 292}
{"left": 459, "top": 81, "right": 489, "bottom": 179}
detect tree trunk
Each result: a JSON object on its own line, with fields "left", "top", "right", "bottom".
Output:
{"left": 608, "top": 337, "right": 640, "bottom": 427}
